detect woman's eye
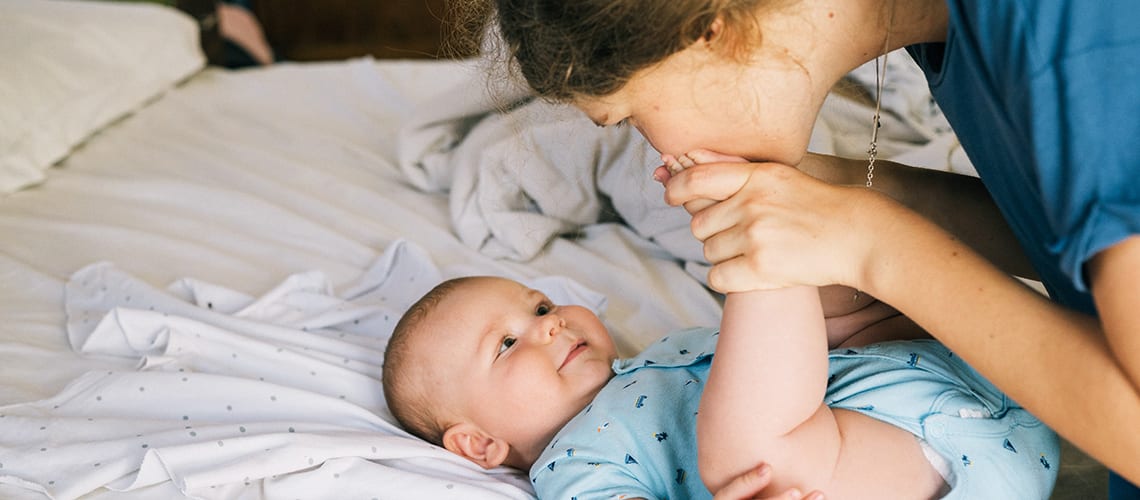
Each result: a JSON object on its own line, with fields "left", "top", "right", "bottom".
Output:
{"left": 497, "top": 336, "right": 516, "bottom": 356}
{"left": 596, "top": 118, "right": 630, "bottom": 129}
{"left": 536, "top": 303, "right": 551, "bottom": 316}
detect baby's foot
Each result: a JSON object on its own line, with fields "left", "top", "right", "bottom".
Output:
{"left": 661, "top": 154, "right": 685, "bottom": 175}
{"left": 663, "top": 150, "right": 747, "bottom": 175}
{"left": 653, "top": 154, "right": 684, "bottom": 184}
{"left": 682, "top": 149, "right": 748, "bottom": 165}
{"left": 656, "top": 150, "right": 748, "bottom": 184}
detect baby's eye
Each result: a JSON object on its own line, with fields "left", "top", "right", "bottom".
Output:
{"left": 497, "top": 336, "right": 516, "bottom": 356}
{"left": 536, "top": 302, "right": 552, "bottom": 316}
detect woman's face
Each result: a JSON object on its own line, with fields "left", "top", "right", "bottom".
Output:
{"left": 574, "top": 34, "right": 826, "bottom": 167}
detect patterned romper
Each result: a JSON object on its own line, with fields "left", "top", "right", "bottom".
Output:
{"left": 531, "top": 327, "right": 1058, "bottom": 499}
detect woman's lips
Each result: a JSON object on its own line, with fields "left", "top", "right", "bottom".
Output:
{"left": 560, "top": 342, "right": 587, "bottom": 371}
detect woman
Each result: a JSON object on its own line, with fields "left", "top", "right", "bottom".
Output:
{"left": 471, "top": 0, "right": 1140, "bottom": 497}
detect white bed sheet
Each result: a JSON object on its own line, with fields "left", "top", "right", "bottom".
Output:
{"left": 0, "top": 58, "right": 725, "bottom": 499}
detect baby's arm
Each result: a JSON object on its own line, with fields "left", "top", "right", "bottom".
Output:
{"left": 697, "top": 287, "right": 840, "bottom": 494}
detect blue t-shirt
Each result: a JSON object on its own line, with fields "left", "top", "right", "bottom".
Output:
{"left": 907, "top": 0, "right": 1140, "bottom": 314}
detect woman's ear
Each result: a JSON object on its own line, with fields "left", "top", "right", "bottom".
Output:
{"left": 442, "top": 422, "right": 511, "bottom": 469}
{"left": 703, "top": 17, "right": 725, "bottom": 43}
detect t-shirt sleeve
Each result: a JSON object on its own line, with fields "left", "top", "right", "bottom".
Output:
{"left": 531, "top": 454, "right": 657, "bottom": 500}
{"left": 1035, "top": 39, "right": 1140, "bottom": 291}
{"left": 911, "top": 3, "right": 1140, "bottom": 296}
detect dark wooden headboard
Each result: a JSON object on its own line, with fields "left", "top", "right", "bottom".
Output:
{"left": 252, "top": 0, "right": 469, "bottom": 61}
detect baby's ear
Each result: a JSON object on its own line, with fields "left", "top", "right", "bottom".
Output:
{"left": 442, "top": 422, "right": 511, "bottom": 469}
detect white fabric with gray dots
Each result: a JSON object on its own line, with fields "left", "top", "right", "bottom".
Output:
{"left": 0, "top": 240, "right": 595, "bottom": 500}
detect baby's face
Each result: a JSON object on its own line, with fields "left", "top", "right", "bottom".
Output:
{"left": 422, "top": 277, "right": 618, "bottom": 461}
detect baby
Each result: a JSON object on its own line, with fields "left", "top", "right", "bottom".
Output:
{"left": 382, "top": 275, "right": 1059, "bottom": 499}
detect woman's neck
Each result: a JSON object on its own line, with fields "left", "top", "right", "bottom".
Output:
{"left": 785, "top": 0, "right": 949, "bottom": 85}
{"left": 885, "top": 0, "right": 950, "bottom": 49}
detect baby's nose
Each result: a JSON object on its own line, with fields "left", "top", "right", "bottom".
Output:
{"left": 543, "top": 315, "right": 566, "bottom": 338}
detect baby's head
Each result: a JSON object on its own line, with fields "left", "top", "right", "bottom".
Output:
{"left": 382, "top": 276, "right": 618, "bottom": 470}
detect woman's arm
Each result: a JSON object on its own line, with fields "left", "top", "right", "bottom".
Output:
{"left": 796, "top": 153, "right": 1038, "bottom": 280}
{"left": 1088, "top": 236, "right": 1140, "bottom": 405}
{"left": 858, "top": 190, "right": 1140, "bottom": 485}
{"left": 667, "top": 160, "right": 1140, "bottom": 485}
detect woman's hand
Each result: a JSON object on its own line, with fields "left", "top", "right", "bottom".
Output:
{"left": 662, "top": 149, "right": 891, "bottom": 293}
{"left": 711, "top": 464, "right": 825, "bottom": 500}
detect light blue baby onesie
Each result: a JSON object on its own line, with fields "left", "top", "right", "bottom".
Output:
{"left": 530, "top": 327, "right": 1058, "bottom": 500}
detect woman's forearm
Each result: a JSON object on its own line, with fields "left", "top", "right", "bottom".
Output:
{"left": 798, "top": 153, "right": 1038, "bottom": 280}
{"left": 860, "top": 195, "right": 1140, "bottom": 483}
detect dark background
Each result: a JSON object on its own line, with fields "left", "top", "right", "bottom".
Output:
{"left": 252, "top": 0, "right": 473, "bottom": 61}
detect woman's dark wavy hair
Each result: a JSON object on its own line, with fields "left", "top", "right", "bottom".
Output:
{"left": 450, "top": 0, "right": 762, "bottom": 101}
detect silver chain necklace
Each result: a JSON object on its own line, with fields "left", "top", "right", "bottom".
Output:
{"left": 854, "top": 38, "right": 891, "bottom": 303}
{"left": 866, "top": 47, "right": 889, "bottom": 188}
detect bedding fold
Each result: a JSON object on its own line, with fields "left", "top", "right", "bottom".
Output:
{"left": 396, "top": 61, "right": 703, "bottom": 265}
{"left": 395, "top": 53, "right": 976, "bottom": 271}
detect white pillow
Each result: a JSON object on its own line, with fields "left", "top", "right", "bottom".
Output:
{"left": 0, "top": 0, "right": 206, "bottom": 194}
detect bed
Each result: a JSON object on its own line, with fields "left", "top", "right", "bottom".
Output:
{"left": 0, "top": 1, "right": 1103, "bottom": 499}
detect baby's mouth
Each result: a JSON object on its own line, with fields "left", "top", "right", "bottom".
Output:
{"left": 560, "top": 341, "right": 588, "bottom": 371}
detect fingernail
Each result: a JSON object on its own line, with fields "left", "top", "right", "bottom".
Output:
{"left": 788, "top": 488, "right": 803, "bottom": 500}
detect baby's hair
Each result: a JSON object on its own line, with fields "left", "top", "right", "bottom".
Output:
{"left": 382, "top": 276, "right": 482, "bottom": 445}
{"left": 450, "top": 0, "right": 764, "bottom": 100}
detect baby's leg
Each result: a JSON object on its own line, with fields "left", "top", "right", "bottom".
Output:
{"left": 664, "top": 149, "right": 930, "bottom": 349}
